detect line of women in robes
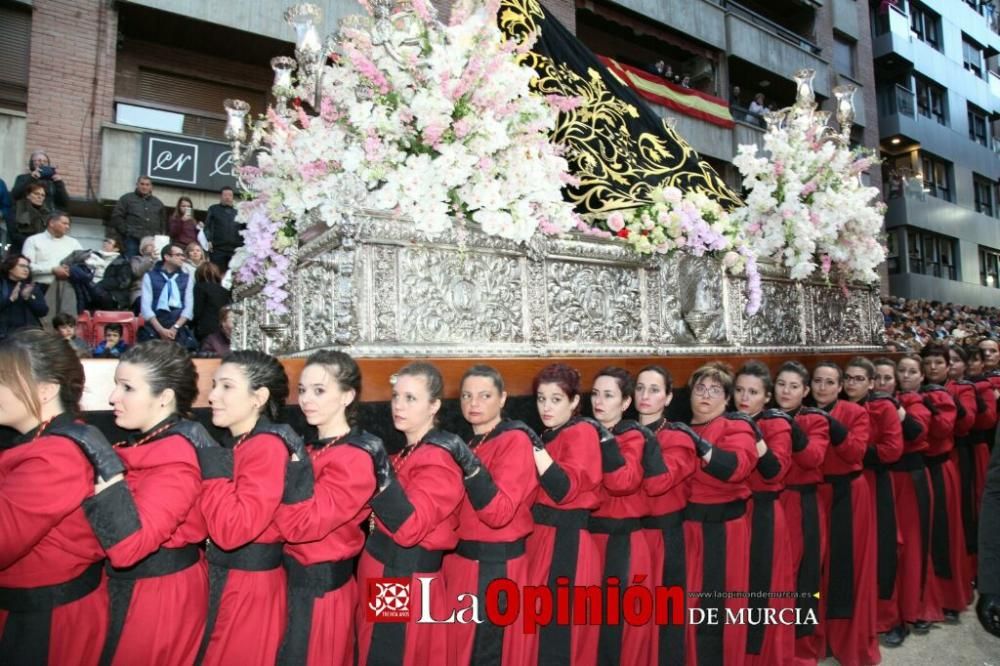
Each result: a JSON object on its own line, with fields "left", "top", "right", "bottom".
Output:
{"left": 1, "top": 327, "right": 997, "bottom": 666}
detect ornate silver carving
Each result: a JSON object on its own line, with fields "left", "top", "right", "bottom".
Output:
{"left": 232, "top": 212, "right": 886, "bottom": 356}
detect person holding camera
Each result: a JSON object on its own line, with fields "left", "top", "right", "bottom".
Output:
{"left": 11, "top": 150, "right": 69, "bottom": 211}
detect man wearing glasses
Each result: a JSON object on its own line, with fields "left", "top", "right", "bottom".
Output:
{"left": 0, "top": 254, "right": 48, "bottom": 340}
{"left": 137, "top": 243, "right": 197, "bottom": 350}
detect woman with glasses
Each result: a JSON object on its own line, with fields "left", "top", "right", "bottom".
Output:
{"left": 772, "top": 361, "right": 832, "bottom": 665}
{"left": 842, "top": 357, "right": 905, "bottom": 648}
{"left": 877, "top": 356, "right": 937, "bottom": 639}
{"left": 0, "top": 253, "right": 47, "bottom": 340}
{"left": 634, "top": 365, "right": 700, "bottom": 666}
{"left": 810, "top": 361, "right": 877, "bottom": 666}
{"left": 920, "top": 343, "right": 970, "bottom": 623}
{"left": 527, "top": 363, "right": 603, "bottom": 666}
{"left": 733, "top": 361, "right": 795, "bottom": 665}
{"left": 683, "top": 362, "right": 759, "bottom": 666}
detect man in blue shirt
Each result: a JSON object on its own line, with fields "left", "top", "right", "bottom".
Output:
{"left": 138, "top": 243, "right": 197, "bottom": 350}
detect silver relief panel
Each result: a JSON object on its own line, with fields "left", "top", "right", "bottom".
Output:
{"left": 545, "top": 261, "right": 643, "bottom": 344}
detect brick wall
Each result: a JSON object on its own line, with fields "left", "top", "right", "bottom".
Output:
{"left": 24, "top": 0, "right": 117, "bottom": 202}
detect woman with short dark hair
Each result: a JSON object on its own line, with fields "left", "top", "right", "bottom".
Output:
{"left": 0, "top": 253, "right": 48, "bottom": 340}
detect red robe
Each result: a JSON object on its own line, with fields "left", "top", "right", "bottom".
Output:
{"left": 816, "top": 400, "right": 877, "bottom": 666}
{"left": 684, "top": 414, "right": 757, "bottom": 666}
{"left": 642, "top": 419, "right": 699, "bottom": 666}
{"left": 0, "top": 418, "right": 109, "bottom": 666}
{"left": 357, "top": 439, "right": 464, "bottom": 666}
{"left": 745, "top": 413, "right": 793, "bottom": 666}
{"left": 199, "top": 432, "right": 289, "bottom": 666}
{"left": 947, "top": 379, "right": 980, "bottom": 593}
{"left": 859, "top": 395, "right": 904, "bottom": 633}
{"left": 591, "top": 423, "right": 651, "bottom": 666}
{"left": 443, "top": 422, "right": 538, "bottom": 666}
{"left": 84, "top": 425, "right": 208, "bottom": 666}
{"left": 968, "top": 377, "right": 998, "bottom": 569}
{"left": 274, "top": 438, "right": 376, "bottom": 666}
{"left": 921, "top": 385, "right": 968, "bottom": 616}
{"left": 525, "top": 419, "right": 603, "bottom": 666}
{"left": 780, "top": 408, "right": 829, "bottom": 666}
{"left": 892, "top": 391, "right": 936, "bottom": 624}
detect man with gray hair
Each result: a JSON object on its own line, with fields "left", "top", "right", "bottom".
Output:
{"left": 21, "top": 212, "right": 83, "bottom": 323}
{"left": 110, "top": 175, "right": 166, "bottom": 258}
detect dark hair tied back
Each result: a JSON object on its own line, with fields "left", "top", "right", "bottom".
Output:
{"left": 222, "top": 350, "right": 289, "bottom": 422}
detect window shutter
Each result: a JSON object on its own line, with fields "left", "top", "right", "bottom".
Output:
{"left": 0, "top": 6, "right": 31, "bottom": 109}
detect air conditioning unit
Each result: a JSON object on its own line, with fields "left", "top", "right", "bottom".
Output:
{"left": 687, "top": 57, "right": 714, "bottom": 82}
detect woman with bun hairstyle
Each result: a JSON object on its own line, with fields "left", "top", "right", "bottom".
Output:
{"left": 273, "top": 350, "right": 387, "bottom": 666}
{"left": 527, "top": 362, "right": 604, "bottom": 666}
{"left": 920, "top": 343, "right": 971, "bottom": 621}
{"left": 635, "top": 365, "right": 700, "bottom": 666}
{"left": 445, "top": 365, "right": 540, "bottom": 666}
{"left": 357, "top": 362, "right": 472, "bottom": 666}
{"left": 683, "top": 362, "right": 760, "bottom": 666}
{"left": 588, "top": 366, "right": 653, "bottom": 666}
{"left": 197, "top": 350, "right": 304, "bottom": 666}
{"left": 877, "top": 356, "right": 937, "bottom": 637}
{"left": 810, "top": 361, "right": 877, "bottom": 666}
{"left": 734, "top": 361, "right": 795, "bottom": 665}
{"left": 772, "top": 360, "right": 831, "bottom": 664}
{"left": 0, "top": 328, "right": 115, "bottom": 665}
{"left": 83, "top": 340, "right": 216, "bottom": 665}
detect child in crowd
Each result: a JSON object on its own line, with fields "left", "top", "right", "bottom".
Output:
{"left": 93, "top": 322, "right": 128, "bottom": 358}
{"left": 52, "top": 312, "right": 91, "bottom": 358}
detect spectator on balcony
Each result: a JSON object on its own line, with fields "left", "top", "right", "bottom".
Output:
{"left": 681, "top": 75, "right": 691, "bottom": 89}
{"left": 730, "top": 85, "right": 744, "bottom": 109}
{"left": 748, "top": 92, "right": 767, "bottom": 125}
{"left": 204, "top": 186, "right": 241, "bottom": 272}
{"left": 193, "top": 261, "right": 231, "bottom": 342}
{"left": 110, "top": 175, "right": 166, "bottom": 259}
{"left": 128, "top": 236, "right": 157, "bottom": 314}
{"left": 168, "top": 196, "right": 202, "bottom": 248}
{"left": 138, "top": 242, "right": 197, "bottom": 351}
{"left": 11, "top": 183, "right": 51, "bottom": 254}
{"left": 22, "top": 212, "right": 82, "bottom": 323}
{"left": 647, "top": 59, "right": 667, "bottom": 77}
{"left": 11, "top": 150, "right": 70, "bottom": 212}
{"left": 199, "top": 305, "right": 233, "bottom": 357}
{"left": 183, "top": 241, "right": 207, "bottom": 276}
{"left": 0, "top": 253, "right": 47, "bottom": 341}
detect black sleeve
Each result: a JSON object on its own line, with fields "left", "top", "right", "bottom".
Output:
{"left": 828, "top": 417, "right": 849, "bottom": 446}
{"left": 370, "top": 480, "right": 416, "bottom": 533}
{"left": 539, "top": 461, "right": 571, "bottom": 503}
{"left": 703, "top": 447, "right": 737, "bottom": 481}
{"left": 600, "top": 437, "right": 626, "bottom": 473}
{"left": 980, "top": 443, "right": 1000, "bottom": 596}
{"left": 465, "top": 465, "right": 500, "bottom": 510}
{"left": 902, "top": 413, "right": 924, "bottom": 442}
{"left": 197, "top": 447, "right": 234, "bottom": 480}
{"left": 863, "top": 446, "right": 880, "bottom": 467}
{"left": 756, "top": 449, "right": 782, "bottom": 479}
{"left": 82, "top": 481, "right": 141, "bottom": 550}
{"left": 281, "top": 460, "right": 314, "bottom": 504}
{"left": 53, "top": 180, "right": 69, "bottom": 209}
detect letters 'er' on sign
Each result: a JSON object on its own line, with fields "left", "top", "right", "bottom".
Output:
{"left": 141, "top": 132, "right": 239, "bottom": 192}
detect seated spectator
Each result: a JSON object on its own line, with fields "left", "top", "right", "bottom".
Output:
{"left": 93, "top": 322, "right": 129, "bottom": 358}
{"left": 128, "top": 236, "right": 158, "bottom": 313}
{"left": 193, "top": 261, "right": 231, "bottom": 341}
{"left": 138, "top": 242, "right": 197, "bottom": 351}
{"left": 52, "top": 312, "right": 91, "bottom": 358}
{"left": 62, "top": 238, "right": 133, "bottom": 312}
{"left": 0, "top": 253, "right": 48, "bottom": 341}
{"left": 168, "top": 196, "right": 201, "bottom": 248}
{"left": 11, "top": 183, "right": 51, "bottom": 253}
{"left": 11, "top": 150, "right": 69, "bottom": 211}
{"left": 22, "top": 212, "right": 82, "bottom": 324}
{"left": 199, "top": 305, "right": 233, "bottom": 357}
{"left": 184, "top": 241, "right": 208, "bottom": 276}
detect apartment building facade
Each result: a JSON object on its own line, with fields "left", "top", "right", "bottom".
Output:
{"left": 873, "top": 0, "right": 1000, "bottom": 307}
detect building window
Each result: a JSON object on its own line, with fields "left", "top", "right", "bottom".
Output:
{"left": 910, "top": 2, "right": 942, "bottom": 50}
{"left": 915, "top": 76, "right": 946, "bottom": 125}
{"left": 833, "top": 35, "right": 855, "bottom": 78}
{"left": 0, "top": 5, "right": 31, "bottom": 111}
{"left": 920, "top": 153, "right": 952, "bottom": 202}
{"left": 907, "top": 228, "right": 958, "bottom": 280}
{"left": 963, "top": 35, "right": 985, "bottom": 79}
{"left": 886, "top": 229, "right": 901, "bottom": 274}
{"left": 974, "top": 175, "right": 995, "bottom": 217}
{"left": 980, "top": 246, "right": 1000, "bottom": 288}
{"left": 968, "top": 104, "right": 989, "bottom": 145}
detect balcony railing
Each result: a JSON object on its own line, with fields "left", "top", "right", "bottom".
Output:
{"left": 721, "top": 0, "right": 822, "bottom": 55}
{"left": 909, "top": 259, "right": 957, "bottom": 281}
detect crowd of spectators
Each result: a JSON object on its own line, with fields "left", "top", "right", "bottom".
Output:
{"left": 882, "top": 295, "right": 1000, "bottom": 351}
{"left": 0, "top": 149, "right": 240, "bottom": 357}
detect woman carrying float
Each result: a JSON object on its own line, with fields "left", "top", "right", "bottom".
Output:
{"left": 0, "top": 329, "right": 115, "bottom": 665}
{"left": 444, "top": 365, "right": 540, "bottom": 666}
{"left": 85, "top": 341, "right": 215, "bottom": 665}
{"left": 810, "top": 361, "right": 877, "bottom": 666}
{"left": 197, "top": 351, "right": 303, "bottom": 666}
{"left": 357, "top": 362, "right": 470, "bottom": 666}
{"left": 273, "top": 350, "right": 387, "bottom": 666}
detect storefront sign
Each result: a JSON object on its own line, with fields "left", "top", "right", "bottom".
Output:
{"left": 141, "top": 133, "right": 237, "bottom": 191}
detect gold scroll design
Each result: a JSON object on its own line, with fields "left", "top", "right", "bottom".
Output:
{"left": 499, "top": 0, "right": 742, "bottom": 212}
